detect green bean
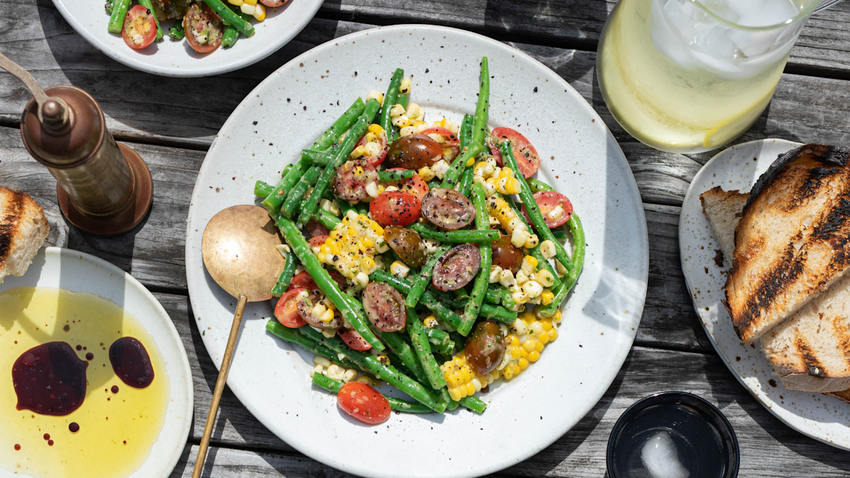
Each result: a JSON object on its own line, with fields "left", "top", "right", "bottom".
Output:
{"left": 281, "top": 165, "right": 322, "bottom": 219}
{"left": 169, "top": 17, "right": 185, "bottom": 40}
{"left": 319, "top": 332, "right": 447, "bottom": 413}
{"left": 265, "top": 320, "right": 346, "bottom": 367}
{"left": 458, "top": 168, "right": 474, "bottom": 196}
{"left": 376, "top": 330, "right": 429, "bottom": 386}
{"left": 458, "top": 183, "right": 491, "bottom": 336}
{"left": 104, "top": 0, "right": 114, "bottom": 13}
{"left": 552, "top": 228, "right": 569, "bottom": 243}
{"left": 479, "top": 303, "right": 517, "bottom": 324}
{"left": 378, "top": 169, "right": 415, "bottom": 182}
{"left": 407, "top": 311, "right": 447, "bottom": 390}
{"left": 270, "top": 252, "right": 297, "bottom": 297}
{"left": 458, "top": 395, "right": 487, "bottom": 414}
{"left": 298, "top": 99, "right": 380, "bottom": 225}
{"left": 311, "top": 373, "right": 432, "bottom": 414}
{"left": 316, "top": 208, "right": 341, "bottom": 230}
{"left": 107, "top": 0, "right": 131, "bottom": 33}
{"left": 471, "top": 57, "right": 490, "bottom": 148}
{"left": 538, "top": 213, "right": 585, "bottom": 318}
{"left": 137, "top": 0, "right": 163, "bottom": 41}
{"left": 527, "top": 177, "right": 554, "bottom": 193}
{"left": 276, "top": 216, "right": 384, "bottom": 351}
{"left": 504, "top": 194, "right": 560, "bottom": 288}
{"left": 379, "top": 69, "right": 404, "bottom": 144}
{"left": 397, "top": 93, "right": 409, "bottom": 109}
{"left": 459, "top": 114, "right": 474, "bottom": 151}
{"left": 501, "top": 141, "right": 574, "bottom": 272}
{"left": 424, "top": 328, "right": 455, "bottom": 356}
{"left": 301, "top": 148, "right": 334, "bottom": 166}
{"left": 408, "top": 222, "right": 499, "bottom": 243}
{"left": 405, "top": 244, "right": 452, "bottom": 309}
{"left": 254, "top": 180, "right": 274, "bottom": 198}
{"left": 262, "top": 159, "right": 309, "bottom": 214}
{"left": 369, "top": 270, "right": 464, "bottom": 330}
{"left": 203, "top": 0, "right": 254, "bottom": 37}
{"left": 221, "top": 25, "right": 238, "bottom": 48}
{"left": 312, "top": 98, "right": 366, "bottom": 151}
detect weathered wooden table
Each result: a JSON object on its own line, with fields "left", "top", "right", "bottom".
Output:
{"left": 4, "top": 0, "right": 850, "bottom": 476}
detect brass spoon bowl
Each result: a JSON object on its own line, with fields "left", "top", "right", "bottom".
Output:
{"left": 195, "top": 205, "right": 285, "bottom": 478}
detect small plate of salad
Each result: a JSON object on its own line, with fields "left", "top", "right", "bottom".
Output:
{"left": 51, "top": 0, "right": 322, "bottom": 77}
{"left": 186, "top": 25, "right": 649, "bottom": 478}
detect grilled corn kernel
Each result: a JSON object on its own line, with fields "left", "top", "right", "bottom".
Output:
{"left": 368, "top": 124, "right": 384, "bottom": 135}
{"left": 523, "top": 280, "right": 543, "bottom": 298}
{"left": 489, "top": 265, "right": 503, "bottom": 283}
{"left": 354, "top": 272, "right": 369, "bottom": 288}
{"left": 311, "top": 365, "right": 324, "bottom": 377}
{"left": 350, "top": 145, "right": 368, "bottom": 159}
{"left": 389, "top": 104, "right": 406, "bottom": 117}
{"left": 405, "top": 103, "right": 423, "bottom": 120}
{"left": 548, "top": 204, "right": 566, "bottom": 221}
{"left": 537, "top": 269, "right": 555, "bottom": 288}
{"left": 228, "top": 0, "right": 243, "bottom": 5}
{"left": 313, "top": 356, "right": 331, "bottom": 367}
{"left": 252, "top": 3, "right": 265, "bottom": 20}
{"left": 524, "top": 234, "right": 540, "bottom": 249}
{"left": 418, "top": 166, "right": 436, "bottom": 182}
{"left": 326, "top": 364, "right": 345, "bottom": 380}
{"left": 521, "top": 256, "right": 537, "bottom": 276}
{"left": 498, "top": 177, "right": 522, "bottom": 195}
{"left": 365, "top": 90, "right": 384, "bottom": 105}
{"left": 392, "top": 115, "right": 411, "bottom": 128}
{"left": 399, "top": 78, "right": 411, "bottom": 94}
{"left": 556, "top": 259, "right": 568, "bottom": 277}
{"left": 499, "top": 269, "right": 516, "bottom": 288}
{"left": 365, "top": 181, "right": 380, "bottom": 198}
{"left": 390, "top": 260, "right": 410, "bottom": 278}
{"left": 511, "top": 228, "right": 530, "bottom": 248}
{"left": 539, "top": 240, "right": 556, "bottom": 259}
{"left": 515, "top": 269, "right": 529, "bottom": 285}
{"left": 432, "top": 160, "right": 450, "bottom": 180}
{"left": 240, "top": 3, "right": 255, "bottom": 14}
{"left": 400, "top": 126, "right": 418, "bottom": 137}
{"left": 423, "top": 315, "right": 439, "bottom": 328}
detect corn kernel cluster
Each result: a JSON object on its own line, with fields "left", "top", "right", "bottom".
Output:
{"left": 227, "top": 0, "right": 265, "bottom": 20}
{"left": 440, "top": 311, "right": 559, "bottom": 400}
{"left": 474, "top": 159, "right": 522, "bottom": 196}
{"left": 350, "top": 124, "right": 385, "bottom": 161}
{"left": 485, "top": 193, "right": 539, "bottom": 249}
{"left": 489, "top": 256, "right": 552, "bottom": 308}
{"left": 318, "top": 211, "right": 387, "bottom": 283}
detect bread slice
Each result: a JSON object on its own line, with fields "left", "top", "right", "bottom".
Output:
{"left": 725, "top": 144, "right": 850, "bottom": 344}
{"left": 0, "top": 186, "right": 49, "bottom": 283}
{"left": 702, "top": 184, "right": 850, "bottom": 392}
{"left": 699, "top": 186, "right": 748, "bottom": 264}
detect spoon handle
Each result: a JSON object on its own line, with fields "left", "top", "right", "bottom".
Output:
{"left": 192, "top": 293, "right": 248, "bottom": 478}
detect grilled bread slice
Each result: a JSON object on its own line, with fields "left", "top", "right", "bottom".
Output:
{"left": 702, "top": 183, "right": 850, "bottom": 392}
{"left": 725, "top": 144, "right": 850, "bottom": 344}
{"left": 0, "top": 186, "right": 48, "bottom": 284}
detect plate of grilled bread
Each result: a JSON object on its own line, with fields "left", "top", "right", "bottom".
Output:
{"left": 680, "top": 138, "right": 850, "bottom": 449}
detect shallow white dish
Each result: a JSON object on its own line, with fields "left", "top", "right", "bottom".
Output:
{"left": 0, "top": 247, "right": 193, "bottom": 477}
{"left": 185, "top": 24, "right": 649, "bottom": 477}
{"left": 52, "top": 0, "right": 323, "bottom": 77}
{"left": 680, "top": 138, "right": 850, "bottom": 450}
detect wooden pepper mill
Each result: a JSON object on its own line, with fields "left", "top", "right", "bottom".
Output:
{"left": 1, "top": 52, "right": 152, "bottom": 236}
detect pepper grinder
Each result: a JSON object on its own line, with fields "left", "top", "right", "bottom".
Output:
{"left": 0, "top": 52, "right": 152, "bottom": 236}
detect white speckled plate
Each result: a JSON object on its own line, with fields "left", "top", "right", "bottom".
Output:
{"left": 680, "top": 138, "right": 850, "bottom": 450}
{"left": 0, "top": 247, "right": 193, "bottom": 477}
{"left": 185, "top": 25, "right": 649, "bottom": 477}
{"left": 52, "top": 0, "right": 322, "bottom": 77}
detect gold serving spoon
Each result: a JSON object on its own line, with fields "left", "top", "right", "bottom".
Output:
{"left": 195, "top": 205, "right": 285, "bottom": 478}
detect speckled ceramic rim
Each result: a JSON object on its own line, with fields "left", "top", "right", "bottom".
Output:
{"left": 606, "top": 391, "right": 740, "bottom": 478}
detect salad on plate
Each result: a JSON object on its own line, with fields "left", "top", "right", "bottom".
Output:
{"left": 254, "top": 57, "right": 585, "bottom": 424}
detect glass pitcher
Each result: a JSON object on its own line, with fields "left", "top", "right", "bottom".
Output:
{"left": 596, "top": 0, "right": 823, "bottom": 153}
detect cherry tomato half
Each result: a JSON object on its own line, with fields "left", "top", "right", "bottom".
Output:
{"left": 288, "top": 271, "right": 318, "bottom": 292}
{"left": 260, "top": 0, "right": 287, "bottom": 6}
{"left": 183, "top": 3, "right": 222, "bottom": 54}
{"left": 420, "top": 127, "right": 460, "bottom": 161}
{"left": 522, "top": 191, "right": 573, "bottom": 228}
{"left": 356, "top": 129, "right": 389, "bottom": 167}
{"left": 386, "top": 134, "right": 443, "bottom": 169}
{"left": 383, "top": 168, "right": 430, "bottom": 200}
{"left": 369, "top": 191, "right": 421, "bottom": 227}
{"left": 121, "top": 5, "right": 157, "bottom": 50}
{"left": 488, "top": 127, "right": 541, "bottom": 178}
{"left": 338, "top": 327, "right": 372, "bottom": 351}
{"left": 275, "top": 288, "right": 307, "bottom": 328}
{"left": 308, "top": 235, "right": 329, "bottom": 248}
{"left": 337, "top": 382, "right": 391, "bottom": 425}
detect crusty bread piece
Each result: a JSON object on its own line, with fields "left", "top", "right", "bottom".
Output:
{"left": 725, "top": 144, "right": 850, "bottom": 344}
{"left": 702, "top": 183, "right": 850, "bottom": 392}
{"left": 0, "top": 186, "right": 49, "bottom": 284}
{"left": 699, "top": 186, "right": 748, "bottom": 264}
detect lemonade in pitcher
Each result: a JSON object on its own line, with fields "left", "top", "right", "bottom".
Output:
{"left": 597, "top": 0, "right": 821, "bottom": 153}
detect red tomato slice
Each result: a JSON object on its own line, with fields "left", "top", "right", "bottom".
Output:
{"left": 337, "top": 382, "right": 391, "bottom": 425}
{"left": 275, "top": 288, "right": 307, "bottom": 327}
{"left": 308, "top": 235, "right": 329, "bottom": 248}
{"left": 420, "top": 127, "right": 460, "bottom": 161}
{"left": 288, "top": 271, "right": 318, "bottom": 292}
{"left": 121, "top": 5, "right": 157, "bottom": 50}
{"left": 260, "top": 0, "right": 286, "bottom": 6}
{"left": 183, "top": 3, "right": 222, "bottom": 54}
{"left": 357, "top": 129, "right": 389, "bottom": 167}
{"left": 488, "top": 127, "right": 541, "bottom": 178}
{"left": 384, "top": 168, "right": 430, "bottom": 200}
{"left": 369, "top": 191, "right": 421, "bottom": 227}
{"left": 522, "top": 191, "right": 573, "bottom": 228}
{"left": 338, "top": 327, "right": 372, "bottom": 351}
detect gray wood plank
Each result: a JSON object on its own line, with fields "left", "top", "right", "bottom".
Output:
{"left": 173, "top": 343, "right": 850, "bottom": 477}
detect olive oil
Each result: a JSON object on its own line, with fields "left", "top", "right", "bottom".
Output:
{"left": 0, "top": 287, "right": 169, "bottom": 478}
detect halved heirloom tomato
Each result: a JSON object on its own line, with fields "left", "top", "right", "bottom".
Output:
{"left": 275, "top": 288, "right": 307, "bottom": 328}
{"left": 337, "top": 382, "right": 392, "bottom": 425}
{"left": 183, "top": 3, "right": 222, "bottom": 54}
{"left": 369, "top": 191, "right": 421, "bottom": 227}
{"left": 338, "top": 327, "right": 372, "bottom": 351}
{"left": 122, "top": 5, "right": 158, "bottom": 50}
{"left": 383, "top": 168, "right": 429, "bottom": 200}
{"left": 356, "top": 129, "right": 389, "bottom": 167}
{"left": 419, "top": 127, "right": 460, "bottom": 161}
{"left": 522, "top": 191, "right": 573, "bottom": 228}
{"left": 488, "top": 127, "right": 541, "bottom": 178}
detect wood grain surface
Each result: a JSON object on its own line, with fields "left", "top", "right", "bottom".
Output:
{"left": 3, "top": 0, "right": 850, "bottom": 476}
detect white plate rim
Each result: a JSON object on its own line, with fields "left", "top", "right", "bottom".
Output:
{"left": 185, "top": 24, "right": 649, "bottom": 477}
{"left": 0, "top": 246, "right": 194, "bottom": 477}
{"left": 51, "top": 0, "right": 323, "bottom": 77}
{"left": 679, "top": 138, "right": 850, "bottom": 451}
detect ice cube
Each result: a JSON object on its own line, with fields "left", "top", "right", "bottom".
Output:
{"left": 640, "top": 431, "right": 690, "bottom": 478}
